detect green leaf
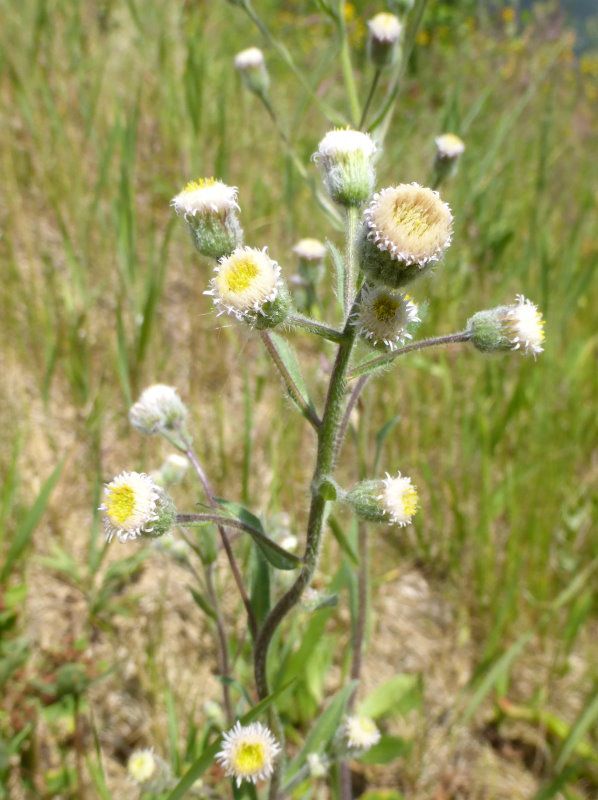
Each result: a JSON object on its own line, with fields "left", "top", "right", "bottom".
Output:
{"left": 166, "top": 681, "right": 296, "bottom": 800}
{"left": 286, "top": 681, "right": 357, "bottom": 778}
{"left": 328, "top": 515, "right": 358, "bottom": 566}
{"left": 267, "top": 332, "right": 316, "bottom": 418}
{"left": 188, "top": 587, "right": 217, "bottom": 621}
{"left": 317, "top": 477, "right": 337, "bottom": 501}
{"left": 251, "top": 549, "right": 271, "bottom": 627}
{"left": 359, "top": 735, "right": 411, "bottom": 765}
{"left": 214, "top": 499, "right": 301, "bottom": 571}
{"left": 555, "top": 690, "right": 598, "bottom": 772}
{"left": 373, "top": 415, "right": 401, "bottom": 473}
{"left": 327, "top": 241, "right": 345, "bottom": 312}
{"left": 358, "top": 674, "right": 422, "bottom": 720}
{"left": 1, "top": 461, "right": 64, "bottom": 584}
{"left": 462, "top": 633, "right": 532, "bottom": 724}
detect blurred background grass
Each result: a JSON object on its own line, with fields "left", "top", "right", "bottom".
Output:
{"left": 0, "top": 0, "right": 596, "bottom": 797}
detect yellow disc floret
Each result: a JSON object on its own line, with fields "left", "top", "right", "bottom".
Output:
{"left": 101, "top": 471, "right": 160, "bottom": 543}
{"left": 216, "top": 722, "right": 280, "bottom": 787}
{"left": 208, "top": 247, "right": 282, "bottom": 320}
{"left": 105, "top": 484, "right": 136, "bottom": 525}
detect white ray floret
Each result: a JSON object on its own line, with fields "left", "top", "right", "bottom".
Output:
{"left": 234, "top": 47, "right": 266, "bottom": 71}
{"left": 314, "top": 129, "right": 377, "bottom": 163}
{"left": 101, "top": 471, "right": 160, "bottom": 543}
{"left": 129, "top": 384, "right": 187, "bottom": 435}
{"left": 171, "top": 178, "right": 239, "bottom": 219}
{"left": 216, "top": 721, "right": 281, "bottom": 787}
{"left": 206, "top": 246, "right": 283, "bottom": 321}
{"left": 378, "top": 472, "right": 419, "bottom": 526}
{"left": 364, "top": 183, "right": 453, "bottom": 267}
{"left": 506, "top": 294, "right": 545, "bottom": 356}
{"left": 435, "top": 133, "right": 465, "bottom": 159}
{"left": 355, "top": 284, "right": 420, "bottom": 350}
{"left": 344, "top": 716, "right": 381, "bottom": 751}
{"left": 368, "top": 12, "right": 402, "bottom": 44}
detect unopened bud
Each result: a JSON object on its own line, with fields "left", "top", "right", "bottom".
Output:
{"left": 313, "top": 129, "right": 377, "bottom": 207}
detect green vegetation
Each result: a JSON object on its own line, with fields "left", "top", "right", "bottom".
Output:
{"left": 0, "top": 1, "right": 596, "bottom": 798}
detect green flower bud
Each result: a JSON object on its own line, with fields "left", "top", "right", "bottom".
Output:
{"left": 367, "top": 13, "right": 402, "bottom": 69}
{"left": 234, "top": 47, "right": 270, "bottom": 96}
{"left": 313, "top": 129, "right": 377, "bottom": 208}
{"left": 171, "top": 178, "right": 243, "bottom": 260}
{"left": 467, "top": 295, "right": 545, "bottom": 357}
{"left": 345, "top": 472, "right": 419, "bottom": 526}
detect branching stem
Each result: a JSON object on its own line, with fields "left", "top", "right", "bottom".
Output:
{"left": 349, "top": 331, "right": 472, "bottom": 378}
{"left": 288, "top": 313, "right": 345, "bottom": 344}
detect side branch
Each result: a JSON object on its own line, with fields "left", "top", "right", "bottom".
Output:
{"left": 287, "top": 313, "right": 345, "bottom": 344}
{"left": 260, "top": 331, "right": 321, "bottom": 429}
{"left": 349, "top": 331, "right": 472, "bottom": 378}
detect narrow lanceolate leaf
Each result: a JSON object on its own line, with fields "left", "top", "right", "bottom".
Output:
{"left": 1, "top": 461, "right": 64, "bottom": 584}
{"left": 267, "top": 331, "right": 317, "bottom": 421}
{"left": 214, "top": 499, "right": 301, "bottom": 570}
{"left": 358, "top": 674, "right": 422, "bottom": 720}
{"left": 554, "top": 690, "right": 598, "bottom": 771}
{"left": 327, "top": 240, "right": 346, "bottom": 311}
{"left": 166, "top": 681, "right": 296, "bottom": 800}
{"left": 286, "top": 681, "right": 358, "bottom": 779}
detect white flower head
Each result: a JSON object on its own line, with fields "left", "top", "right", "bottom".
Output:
{"left": 506, "top": 294, "right": 545, "bottom": 356}
{"left": 364, "top": 183, "right": 453, "bottom": 269}
{"left": 234, "top": 47, "right": 265, "bottom": 71}
{"left": 378, "top": 472, "right": 419, "bottom": 527}
{"left": 314, "top": 129, "right": 377, "bottom": 163}
{"left": 435, "top": 133, "right": 465, "bottom": 160}
{"left": 344, "top": 716, "right": 381, "bottom": 751}
{"left": 171, "top": 178, "right": 239, "bottom": 220}
{"left": 307, "top": 753, "right": 328, "bottom": 778}
{"left": 355, "top": 284, "right": 420, "bottom": 350}
{"left": 206, "top": 246, "right": 283, "bottom": 321}
{"left": 160, "top": 454, "right": 190, "bottom": 485}
{"left": 216, "top": 721, "right": 281, "bottom": 787}
{"left": 101, "top": 471, "right": 163, "bottom": 543}
{"left": 292, "top": 238, "right": 327, "bottom": 262}
{"left": 129, "top": 384, "right": 188, "bottom": 435}
{"left": 368, "top": 12, "right": 402, "bottom": 44}
{"left": 127, "top": 748, "right": 172, "bottom": 792}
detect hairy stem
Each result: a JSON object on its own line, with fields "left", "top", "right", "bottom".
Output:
{"left": 349, "top": 331, "right": 472, "bottom": 378}
{"left": 204, "top": 562, "right": 234, "bottom": 723}
{"left": 288, "top": 313, "right": 346, "bottom": 344}
{"left": 344, "top": 207, "right": 360, "bottom": 315}
{"left": 359, "top": 68, "right": 381, "bottom": 130}
{"left": 254, "top": 289, "right": 364, "bottom": 711}
{"left": 335, "top": 374, "right": 370, "bottom": 462}
{"left": 184, "top": 445, "right": 258, "bottom": 640}
{"left": 260, "top": 331, "right": 321, "bottom": 429}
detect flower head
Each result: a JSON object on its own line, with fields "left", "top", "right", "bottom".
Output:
{"left": 344, "top": 716, "right": 381, "bottom": 751}
{"left": 171, "top": 178, "right": 243, "bottom": 259}
{"left": 367, "top": 13, "right": 402, "bottom": 67}
{"left": 101, "top": 472, "right": 175, "bottom": 543}
{"left": 355, "top": 284, "right": 420, "bottom": 351}
{"left": 234, "top": 47, "right": 270, "bottom": 95}
{"left": 313, "top": 129, "right": 377, "bottom": 207}
{"left": 435, "top": 133, "right": 465, "bottom": 160}
{"left": 346, "top": 471, "right": 419, "bottom": 526}
{"left": 206, "top": 246, "right": 289, "bottom": 327}
{"left": 307, "top": 753, "right": 328, "bottom": 778}
{"left": 171, "top": 178, "right": 239, "bottom": 219}
{"left": 156, "top": 454, "right": 189, "bottom": 486}
{"left": 292, "top": 238, "right": 327, "bottom": 263}
{"left": 129, "top": 384, "right": 188, "bottom": 435}
{"left": 379, "top": 472, "right": 419, "bottom": 526}
{"left": 127, "top": 748, "right": 172, "bottom": 792}
{"left": 360, "top": 184, "right": 453, "bottom": 287}
{"left": 216, "top": 721, "right": 281, "bottom": 787}
{"left": 468, "top": 295, "right": 545, "bottom": 358}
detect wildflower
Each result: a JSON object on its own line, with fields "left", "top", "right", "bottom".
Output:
{"left": 344, "top": 716, "right": 381, "bottom": 751}
{"left": 127, "top": 748, "right": 172, "bottom": 792}
{"left": 307, "top": 753, "right": 328, "bottom": 778}
{"left": 206, "top": 246, "right": 291, "bottom": 328}
{"left": 216, "top": 721, "right": 281, "bottom": 787}
{"left": 313, "top": 129, "right": 377, "bottom": 207}
{"left": 435, "top": 133, "right": 465, "bottom": 161}
{"left": 234, "top": 47, "right": 270, "bottom": 96}
{"left": 367, "top": 12, "right": 402, "bottom": 68}
{"left": 360, "top": 183, "right": 453, "bottom": 288}
{"left": 292, "top": 238, "right": 327, "bottom": 264}
{"left": 171, "top": 178, "right": 243, "bottom": 260}
{"left": 346, "top": 472, "right": 419, "bottom": 526}
{"left": 354, "top": 284, "right": 420, "bottom": 351}
{"left": 467, "top": 295, "right": 545, "bottom": 357}
{"left": 129, "top": 384, "right": 188, "bottom": 436}
{"left": 157, "top": 454, "right": 189, "bottom": 486}
{"left": 101, "top": 471, "right": 176, "bottom": 543}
